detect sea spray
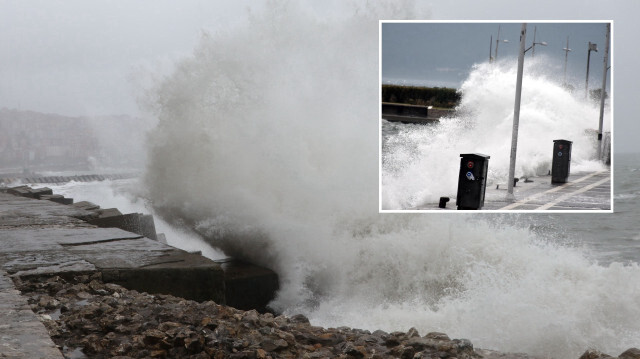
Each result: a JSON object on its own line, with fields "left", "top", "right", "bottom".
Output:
{"left": 141, "top": 1, "right": 425, "bottom": 260}
{"left": 139, "top": 3, "right": 636, "bottom": 358}
{"left": 382, "top": 59, "right": 610, "bottom": 209}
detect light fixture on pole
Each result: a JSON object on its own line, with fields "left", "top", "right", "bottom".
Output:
{"left": 530, "top": 26, "right": 547, "bottom": 58}
{"left": 585, "top": 41, "right": 598, "bottom": 99}
{"left": 563, "top": 37, "right": 572, "bottom": 85}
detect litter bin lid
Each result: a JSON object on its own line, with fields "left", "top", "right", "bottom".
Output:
{"left": 460, "top": 153, "right": 490, "bottom": 160}
{"left": 553, "top": 139, "right": 572, "bottom": 144}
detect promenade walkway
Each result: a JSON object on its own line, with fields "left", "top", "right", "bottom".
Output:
{"left": 0, "top": 189, "right": 224, "bottom": 358}
{"left": 415, "top": 168, "right": 611, "bottom": 211}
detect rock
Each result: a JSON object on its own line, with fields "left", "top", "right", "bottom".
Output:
{"left": 620, "top": 348, "right": 640, "bottom": 359}
{"left": 425, "top": 332, "right": 450, "bottom": 341}
{"left": 341, "top": 342, "right": 366, "bottom": 357}
{"left": 81, "top": 333, "right": 104, "bottom": 354}
{"left": 150, "top": 349, "right": 168, "bottom": 358}
{"left": 454, "top": 338, "right": 474, "bottom": 352}
{"left": 406, "top": 337, "right": 436, "bottom": 351}
{"left": 38, "top": 295, "right": 59, "bottom": 309}
{"left": 143, "top": 329, "right": 167, "bottom": 346}
{"left": 290, "top": 313, "right": 310, "bottom": 325}
{"left": 255, "top": 348, "right": 267, "bottom": 359}
{"left": 11, "top": 274, "right": 640, "bottom": 359}
{"left": 159, "top": 321, "right": 183, "bottom": 332}
{"left": 229, "top": 350, "right": 256, "bottom": 359}
{"left": 579, "top": 349, "right": 613, "bottom": 359}
{"left": 183, "top": 334, "right": 204, "bottom": 353}
{"left": 406, "top": 327, "right": 420, "bottom": 338}
{"left": 261, "top": 338, "right": 288, "bottom": 352}
{"left": 384, "top": 334, "right": 402, "bottom": 347}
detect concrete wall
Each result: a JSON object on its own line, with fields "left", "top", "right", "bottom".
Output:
{"left": 381, "top": 102, "right": 429, "bottom": 118}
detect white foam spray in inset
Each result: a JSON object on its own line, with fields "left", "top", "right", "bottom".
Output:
{"left": 140, "top": 3, "right": 635, "bottom": 358}
{"left": 382, "top": 59, "right": 610, "bottom": 210}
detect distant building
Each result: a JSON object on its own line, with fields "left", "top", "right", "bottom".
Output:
{"left": 0, "top": 108, "right": 99, "bottom": 170}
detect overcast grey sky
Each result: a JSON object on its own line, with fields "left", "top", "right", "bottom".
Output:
{"left": 0, "top": 0, "right": 637, "bottom": 153}
{"left": 382, "top": 22, "right": 610, "bottom": 92}
{"left": 0, "top": 0, "right": 259, "bottom": 116}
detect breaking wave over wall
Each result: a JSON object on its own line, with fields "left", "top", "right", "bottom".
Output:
{"left": 382, "top": 59, "right": 610, "bottom": 209}
{"left": 140, "top": 3, "right": 636, "bottom": 358}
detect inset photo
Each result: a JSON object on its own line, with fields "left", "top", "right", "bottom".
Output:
{"left": 380, "top": 21, "right": 612, "bottom": 212}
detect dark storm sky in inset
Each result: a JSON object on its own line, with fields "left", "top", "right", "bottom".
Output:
{"left": 381, "top": 22, "right": 610, "bottom": 90}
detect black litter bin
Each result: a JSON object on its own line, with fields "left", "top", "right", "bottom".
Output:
{"left": 551, "top": 139, "right": 572, "bottom": 183}
{"left": 456, "top": 153, "right": 490, "bottom": 210}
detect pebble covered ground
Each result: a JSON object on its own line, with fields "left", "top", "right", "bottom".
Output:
{"left": 13, "top": 273, "right": 640, "bottom": 359}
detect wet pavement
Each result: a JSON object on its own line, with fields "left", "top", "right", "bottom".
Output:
{"left": 0, "top": 190, "right": 224, "bottom": 358}
{"left": 415, "top": 168, "right": 612, "bottom": 211}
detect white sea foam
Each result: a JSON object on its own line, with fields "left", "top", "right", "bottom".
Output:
{"left": 382, "top": 59, "right": 610, "bottom": 210}
{"left": 138, "top": 3, "right": 636, "bottom": 358}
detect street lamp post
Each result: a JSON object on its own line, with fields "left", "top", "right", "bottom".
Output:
{"left": 585, "top": 41, "right": 598, "bottom": 99}
{"left": 494, "top": 25, "right": 509, "bottom": 62}
{"left": 597, "top": 23, "right": 610, "bottom": 162}
{"left": 506, "top": 24, "right": 543, "bottom": 199}
{"left": 563, "top": 37, "right": 572, "bottom": 85}
{"left": 490, "top": 35, "right": 493, "bottom": 62}
{"left": 507, "top": 23, "right": 527, "bottom": 199}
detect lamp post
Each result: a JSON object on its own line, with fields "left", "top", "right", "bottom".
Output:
{"left": 494, "top": 25, "right": 509, "bottom": 62}
{"left": 563, "top": 37, "right": 572, "bottom": 85}
{"left": 507, "top": 24, "right": 542, "bottom": 199}
{"left": 530, "top": 26, "right": 547, "bottom": 58}
{"left": 507, "top": 23, "right": 527, "bottom": 199}
{"left": 585, "top": 41, "right": 598, "bottom": 99}
{"left": 490, "top": 35, "right": 493, "bottom": 62}
{"left": 597, "top": 23, "right": 610, "bottom": 162}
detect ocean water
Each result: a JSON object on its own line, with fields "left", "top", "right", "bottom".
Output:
{"left": 35, "top": 3, "right": 638, "bottom": 358}
{"left": 559, "top": 153, "right": 640, "bottom": 263}
{"left": 47, "top": 162, "right": 640, "bottom": 359}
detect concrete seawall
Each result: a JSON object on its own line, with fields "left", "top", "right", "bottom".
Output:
{"left": 381, "top": 102, "right": 453, "bottom": 124}
{"left": 0, "top": 173, "right": 135, "bottom": 187}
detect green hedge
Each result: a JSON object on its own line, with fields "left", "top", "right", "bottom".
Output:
{"left": 381, "top": 85, "right": 460, "bottom": 108}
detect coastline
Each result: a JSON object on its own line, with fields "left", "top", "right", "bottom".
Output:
{"left": 1, "top": 184, "right": 638, "bottom": 358}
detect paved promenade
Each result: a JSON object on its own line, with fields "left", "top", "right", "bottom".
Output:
{"left": 416, "top": 168, "right": 611, "bottom": 211}
{"left": 0, "top": 190, "right": 223, "bottom": 357}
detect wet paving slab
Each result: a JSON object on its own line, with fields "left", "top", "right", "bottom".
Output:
{"left": 414, "top": 168, "right": 612, "bottom": 211}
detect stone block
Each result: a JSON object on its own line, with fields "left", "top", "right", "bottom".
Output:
{"left": 40, "top": 195, "right": 73, "bottom": 205}
{"left": 101, "top": 253, "right": 225, "bottom": 304}
{"left": 89, "top": 213, "right": 158, "bottom": 241}
{"left": 97, "top": 208, "right": 123, "bottom": 218}
{"left": 139, "top": 214, "right": 158, "bottom": 241}
{"left": 7, "top": 186, "right": 33, "bottom": 198}
{"left": 156, "top": 233, "right": 167, "bottom": 244}
{"left": 72, "top": 201, "right": 100, "bottom": 211}
{"left": 31, "top": 187, "right": 53, "bottom": 199}
{"left": 216, "top": 259, "right": 279, "bottom": 313}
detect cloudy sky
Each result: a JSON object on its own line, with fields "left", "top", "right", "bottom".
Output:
{"left": 382, "top": 22, "right": 610, "bottom": 92}
{"left": 0, "top": 0, "right": 637, "bottom": 153}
